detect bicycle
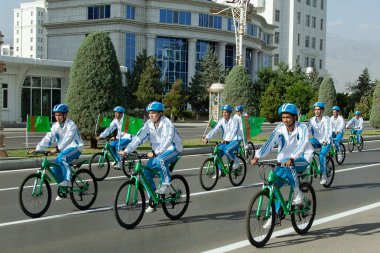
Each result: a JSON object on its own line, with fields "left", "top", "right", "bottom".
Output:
{"left": 19, "top": 151, "right": 98, "bottom": 218}
{"left": 236, "top": 141, "right": 256, "bottom": 160}
{"left": 245, "top": 161, "right": 316, "bottom": 248}
{"left": 89, "top": 138, "right": 134, "bottom": 180}
{"left": 114, "top": 153, "right": 190, "bottom": 229}
{"left": 347, "top": 129, "right": 364, "bottom": 152}
{"left": 299, "top": 151, "right": 335, "bottom": 188}
{"left": 199, "top": 142, "right": 247, "bottom": 191}
{"left": 329, "top": 140, "right": 346, "bottom": 165}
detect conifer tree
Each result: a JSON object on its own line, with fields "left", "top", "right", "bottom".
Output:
{"left": 369, "top": 80, "right": 380, "bottom": 128}
{"left": 318, "top": 76, "right": 337, "bottom": 116}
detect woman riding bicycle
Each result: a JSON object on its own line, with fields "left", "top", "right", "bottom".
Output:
{"left": 330, "top": 106, "right": 345, "bottom": 161}
{"left": 346, "top": 111, "right": 364, "bottom": 147}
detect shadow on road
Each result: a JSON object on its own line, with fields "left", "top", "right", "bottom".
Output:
{"left": 317, "top": 182, "right": 380, "bottom": 192}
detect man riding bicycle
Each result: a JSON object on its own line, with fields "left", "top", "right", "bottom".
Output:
{"left": 96, "top": 106, "right": 133, "bottom": 170}
{"left": 346, "top": 111, "right": 363, "bottom": 147}
{"left": 308, "top": 102, "right": 332, "bottom": 185}
{"left": 330, "top": 106, "right": 345, "bottom": 160}
{"left": 119, "top": 101, "right": 183, "bottom": 213}
{"left": 203, "top": 104, "right": 241, "bottom": 178}
{"left": 33, "top": 104, "right": 84, "bottom": 194}
{"left": 233, "top": 105, "right": 249, "bottom": 149}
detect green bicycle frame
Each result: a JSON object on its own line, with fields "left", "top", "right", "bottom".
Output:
{"left": 211, "top": 145, "right": 230, "bottom": 174}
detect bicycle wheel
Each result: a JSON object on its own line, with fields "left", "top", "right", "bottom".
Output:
{"left": 245, "top": 190, "right": 275, "bottom": 248}
{"left": 245, "top": 142, "right": 256, "bottom": 160}
{"left": 347, "top": 136, "right": 354, "bottom": 152}
{"left": 199, "top": 158, "right": 219, "bottom": 191}
{"left": 19, "top": 174, "right": 51, "bottom": 218}
{"left": 323, "top": 157, "right": 335, "bottom": 188}
{"left": 291, "top": 182, "right": 316, "bottom": 234}
{"left": 162, "top": 174, "right": 190, "bottom": 220}
{"left": 89, "top": 152, "right": 110, "bottom": 181}
{"left": 358, "top": 136, "right": 364, "bottom": 151}
{"left": 228, "top": 155, "right": 247, "bottom": 187}
{"left": 299, "top": 166, "right": 313, "bottom": 185}
{"left": 122, "top": 157, "right": 136, "bottom": 178}
{"left": 70, "top": 169, "right": 98, "bottom": 210}
{"left": 114, "top": 180, "right": 145, "bottom": 229}
{"left": 335, "top": 143, "right": 346, "bottom": 165}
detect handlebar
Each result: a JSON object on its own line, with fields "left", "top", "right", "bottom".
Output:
{"left": 124, "top": 152, "right": 149, "bottom": 160}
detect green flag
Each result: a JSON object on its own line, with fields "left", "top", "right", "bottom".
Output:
{"left": 27, "top": 115, "right": 51, "bottom": 132}
{"left": 242, "top": 116, "right": 266, "bottom": 139}
{"left": 208, "top": 117, "right": 217, "bottom": 129}
{"left": 97, "top": 114, "right": 112, "bottom": 128}
{"left": 121, "top": 115, "right": 143, "bottom": 135}
{"left": 299, "top": 114, "right": 307, "bottom": 122}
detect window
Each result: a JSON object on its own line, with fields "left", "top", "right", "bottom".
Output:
{"left": 274, "top": 32, "right": 279, "bottom": 44}
{"left": 227, "top": 18, "right": 235, "bottom": 31}
{"left": 125, "top": 33, "right": 135, "bottom": 71}
{"left": 88, "top": 5, "right": 111, "bottom": 20}
{"left": 311, "top": 37, "right": 316, "bottom": 49}
{"left": 17, "top": 13, "right": 19, "bottom": 17}
{"left": 17, "top": 30, "right": 19, "bottom": 34}
{"left": 196, "top": 40, "right": 216, "bottom": 62}
{"left": 31, "top": 29, "right": 33, "bottom": 33}
{"left": 313, "top": 0, "right": 317, "bottom": 7}
{"left": 305, "top": 36, "right": 310, "bottom": 47}
{"left": 225, "top": 44, "right": 235, "bottom": 70}
{"left": 320, "top": 39, "right": 323, "bottom": 50}
{"left": 31, "top": 11, "right": 33, "bottom": 16}
{"left": 275, "top": 10, "right": 280, "bottom": 22}
{"left": 297, "top": 12, "right": 301, "bottom": 24}
{"left": 245, "top": 48, "right": 252, "bottom": 74}
{"left": 321, "top": 0, "right": 324, "bottom": 9}
{"left": 160, "top": 9, "right": 191, "bottom": 25}
{"left": 16, "top": 38, "right": 19, "bottom": 43}
{"left": 31, "top": 20, "right": 33, "bottom": 25}
{"left": 297, "top": 34, "right": 300, "bottom": 46}
{"left": 16, "top": 47, "right": 19, "bottom": 51}
{"left": 305, "top": 56, "right": 309, "bottom": 67}
{"left": 312, "top": 16, "right": 316, "bottom": 28}
{"left": 296, "top": 55, "right": 300, "bottom": 65}
{"left": 274, "top": 54, "right": 279, "bottom": 65}
{"left": 311, "top": 58, "right": 315, "bottom": 67}
{"left": 198, "top": 14, "right": 221, "bottom": 29}
{"left": 246, "top": 23, "right": 258, "bottom": 37}
{"left": 319, "top": 59, "right": 323, "bottom": 69}
{"left": 306, "top": 15, "right": 310, "bottom": 27}
{"left": 17, "top": 21, "right": 19, "bottom": 26}
{"left": 30, "top": 46, "right": 33, "bottom": 51}
{"left": 2, "top": 83, "right": 8, "bottom": 109}
{"left": 31, "top": 37, "right": 33, "bottom": 42}
{"left": 126, "top": 5, "right": 135, "bottom": 19}
{"left": 320, "top": 18, "right": 324, "bottom": 30}
{"left": 306, "top": 0, "right": 311, "bottom": 5}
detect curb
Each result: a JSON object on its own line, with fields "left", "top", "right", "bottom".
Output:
{"left": 1, "top": 136, "right": 379, "bottom": 171}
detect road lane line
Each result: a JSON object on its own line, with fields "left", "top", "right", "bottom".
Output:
{"left": 201, "top": 201, "right": 380, "bottom": 253}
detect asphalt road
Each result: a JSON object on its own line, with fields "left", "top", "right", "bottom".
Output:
{"left": 1, "top": 140, "right": 380, "bottom": 253}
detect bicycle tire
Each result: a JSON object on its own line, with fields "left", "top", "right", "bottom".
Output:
{"left": 70, "top": 169, "right": 98, "bottom": 210}
{"left": 335, "top": 143, "right": 346, "bottom": 165}
{"left": 114, "top": 180, "right": 145, "bottom": 229}
{"left": 358, "top": 136, "right": 364, "bottom": 151}
{"left": 245, "top": 190, "right": 275, "bottom": 248}
{"left": 89, "top": 152, "right": 110, "bottom": 181}
{"left": 323, "top": 157, "right": 335, "bottom": 188}
{"left": 347, "top": 136, "right": 354, "bottom": 152}
{"left": 122, "top": 157, "right": 136, "bottom": 178}
{"left": 162, "top": 175, "right": 190, "bottom": 220}
{"left": 246, "top": 142, "right": 256, "bottom": 160}
{"left": 199, "top": 158, "right": 219, "bottom": 191}
{"left": 291, "top": 182, "right": 316, "bottom": 235}
{"left": 19, "top": 173, "right": 52, "bottom": 218}
{"left": 228, "top": 155, "right": 247, "bottom": 187}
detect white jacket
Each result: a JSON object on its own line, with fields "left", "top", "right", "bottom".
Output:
{"left": 330, "top": 115, "right": 345, "bottom": 133}
{"left": 99, "top": 118, "right": 133, "bottom": 140}
{"left": 233, "top": 114, "right": 245, "bottom": 143}
{"left": 308, "top": 115, "right": 332, "bottom": 144}
{"left": 36, "top": 118, "right": 84, "bottom": 152}
{"left": 256, "top": 122, "right": 314, "bottom": 163}
{"left": 123, "top": 116, "right": 182, "bottom": 155}
{"left": 206, "top": 117, "right": 240, "bottom": 141}
{"left": 346, "top": 117, "right": 363, "bottom": 130}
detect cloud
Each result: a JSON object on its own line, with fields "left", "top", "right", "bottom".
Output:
{"left": 327, "top": 20, "right": 344, "bottom": 27}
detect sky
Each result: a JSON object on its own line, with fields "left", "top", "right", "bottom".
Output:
{"left": 1, "top": 0, "right": 380, "bottom": 92}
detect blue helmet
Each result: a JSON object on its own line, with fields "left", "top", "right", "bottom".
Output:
{"left": 53, "top": 104, "right": 69, "bottom": 113}
{"left": 278, "top": 103, "right": 298, "bottom": 116}
{"left": 235, "top": 105, "right": 244, "bottom": 112}
{"left": 146, "top": 101, "right": 164, "bottom": 112}
{"left": 332, "top": 106, "right": 340, "bottom": 111}
{"left": 313, "top": 102, "right": 325, "bottom": 109}
{"left": 355, "top": 111, "right": 361, "bottom": 116}
{"left": 221, "top": 104, "right": 233, "bottom": 112}
{"left": 113, "top": 106, "right": 125, "bottom": 113}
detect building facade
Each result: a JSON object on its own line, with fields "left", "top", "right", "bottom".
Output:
{"left": 13, "top": 0, "right": 47, "bottom": 59}
{"left": 1, "top": 44, "right": 14, "bottom": 56}
{"left": 253, "top": 0, "right": 327, "bottom": 74}
{"left": 44, "top": 0, "right": 276, "bottom": 87}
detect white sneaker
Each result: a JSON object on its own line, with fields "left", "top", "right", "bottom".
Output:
{"left": 155, "top": 183, "right": 171, "bottom": 195}
{"left": 114, "top": 161, "right": 122, "bottom": 170}
{"left": 145, "top": 206, "right": 156, "bottom": 213}
{"left": 263, "top": 217, "right": 272, "bottom": 229}
{"left": 55, "top": 195, "right": 66, "bottom": 201}
{"left": 212, "top": 170, "right": 222, "bottom": 179}
{"left": 337, "top": 153, "right": 343, "bottom": 160}
{"left": 292, "top": 191, "right": 304, "bottom": 205}
{"left": 232, "top": 160, "right": 240, "bottom": 170}
{"left": 58, "top": 180, "right": 70, "bottom": 187}
{"left": 320, "top": 175, "right": 327, "bottom": 185}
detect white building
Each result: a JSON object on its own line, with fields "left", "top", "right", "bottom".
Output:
{"left": 253, "top": 0, "right": 327, "bottom": 74}
{"left": 1, "top": 44, "right": 14, "bottom": 56}
{"left": 13, "top": 0, "right": 47, "bottom": 59}
{"left": 44, "top": 0, "right": 276, "bottom": 86}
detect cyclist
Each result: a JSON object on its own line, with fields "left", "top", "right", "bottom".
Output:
{"left": 96, "top": 106, "right": 133, "bottom": 170}
{"left": 203, "top": 105, "right": 241, "bottom": 178}
{"left": 346, "top": 111, "right": 364, "bottom": 147}
{"left": 119, "top": 101, "right": 182, "bottom": 213}
{"left": 251, "top": 103, "right": 313, "bottom": 218}
{"left": 308, "top": 102, "right": 332, "bottom": 185}
{"left": 330, "top": 106, "right": 345, "bottom": 160}
{"left": 33, "top": 104, "right": 84, "bottom": 190}
{"left": 233, "top": 105, "right": 248, "bottom": 148}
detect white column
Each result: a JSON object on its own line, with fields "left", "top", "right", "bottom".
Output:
{"left": 217, "top": 42, "right": 226, "bottom": 68}
{"left": 146, "top": 34, "right": 156, "bottom": 57}
{"left": 187, "top": 38, "right": 197, "bottom": 84}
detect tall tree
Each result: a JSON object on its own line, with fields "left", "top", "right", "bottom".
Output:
{"left": 259, "top": 81, "right": 282, "bottom": 122}
{"left": 66, "top": 31, "right": 123, "bottom": 147}
{"left": 347, "top": 68, "right": 376, "bottom": 108}
{"left": 355, "top": 96, "right": 373, "bottom": 120}
{"left": 308, "top": 67, "right": 323, "bottom": 91}
{"left": 283, "top": 80, "right": 315, "bottom": 115}
{"left": 370, "top": 80, "right": 380, "bottom": 128}
{"left": 336, "top": 92, "right": 351, "bottom": 118}
{"left": 163, "top": 80, "right": 188, "bottom": 120}
{"left": 318, "top": 76, "right": 337, "bottom": 116}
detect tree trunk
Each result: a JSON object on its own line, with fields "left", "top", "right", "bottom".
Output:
{"left": 90, "top": 138, "right": 98, "bottom": 149}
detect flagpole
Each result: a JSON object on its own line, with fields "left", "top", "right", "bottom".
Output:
{"left": 203, "top": 118, "right": 210, "bottom": 138}
{"left": 95, "top": 114, "right": 100, "bottom": 136}
{"left": 118, "top": 114, "right": 125, "bottom": 151}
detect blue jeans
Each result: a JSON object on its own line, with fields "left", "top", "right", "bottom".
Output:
{"left": 310, "top": 138, "right": 331, "bottom": 175}
{"left": 217, "top": 140, "right": 240, "bottom": 170}
{"left": 110, "top": 138, "right": 132, "bottom": 162}
{"left": 332, "top": 132, "right": 343, "bottom": 152}
{"left": 352, "top": 129, "right": 363, "bottom": 144}
{"left": 144, "top": 149, "right": 180, "bottom": 192}
{"left": 52, "top": 147, "right": 81, "bottom": 183}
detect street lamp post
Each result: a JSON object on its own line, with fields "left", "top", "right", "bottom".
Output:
{"left": 0, "top": 60, "right": 7, "bottom": 157}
